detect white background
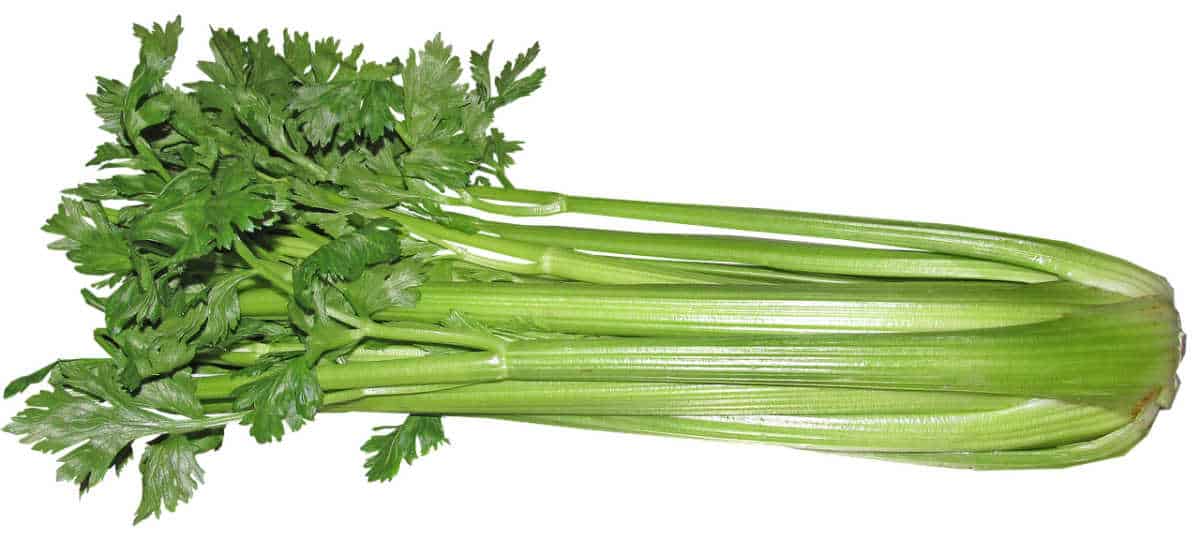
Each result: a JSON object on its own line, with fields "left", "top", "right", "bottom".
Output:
{"left": 1, "top": 1, "right": 1196, "bottom": 531}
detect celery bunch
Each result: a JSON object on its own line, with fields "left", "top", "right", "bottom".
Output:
{"left": 4, "top": 18, "right": 1183, "bottom": 523}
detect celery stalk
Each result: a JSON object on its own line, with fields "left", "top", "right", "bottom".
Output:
{"left": 457, "top": 187, "right": 1171, "bottom": 297}
{"left": 206, "top": 296, "right": 1181, "bottom": 402}
{"left": 492, "top": 398, "right": 1133, "bottom": 453}
{"left": 319, "top": 381, "right": 1027, "bottom": 416}
{"left": 468, "top": 218, "right": 1057, "bottom": 283}
{"left": 240, "top": 280, "right": 1129, "bottom": 336}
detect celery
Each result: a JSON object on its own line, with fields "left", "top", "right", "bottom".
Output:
{"left": 5, "top": 19, "right": 1185, "bottom": 523}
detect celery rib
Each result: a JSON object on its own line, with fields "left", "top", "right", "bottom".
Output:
{"left": 492, "top": 398, "right": 1132, "bottom": 453}
{"left": 470, "top": 218, "right": 1058, "bottom": 283}
{"left": 370, "top": 280, "right": 1127, "bottom": 336}
{"left": 319, "top": 381, "right": 1027, "bottom": 416}
{"left": 461, "top": 187, "right": 1171, "bottom": 297}
{"left": 209, "top": 295, "right": 1182, "bottom": 402}
{"left": 855, "top": 404, "right": 1160, "bottom": 469}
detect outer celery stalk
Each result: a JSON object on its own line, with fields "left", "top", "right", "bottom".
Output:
{"left": 857, "top": 404, "right": 1160, "bottom": 469}
{"left": 467, "top": 218, "right": 1057, "bottom": 283}
{"left": 510, "top": 403, "right": 1159, "bottom": 469}
{"left": 456, "top": 187, "right": 1171, "bottom": 298}
{"left": 490, "top": 398, "right": 1133, "bottom": 453}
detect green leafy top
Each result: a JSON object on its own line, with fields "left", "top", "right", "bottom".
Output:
{"left": 4, "top": 360, "right": 232, "bottom": 521}
{"left": 52, "top": 16, "right": 540, "bottom": 393}
{"left": 7, "top": 17, "right": 544, "bottom": 523}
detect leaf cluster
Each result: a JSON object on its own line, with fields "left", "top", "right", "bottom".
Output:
{"left": 7, "top": 16, "right": 545, "bottom": 522}
{"left": 4, "top": 360, "right": 227, "bottom": 522}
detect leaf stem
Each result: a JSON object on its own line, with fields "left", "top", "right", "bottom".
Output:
{"left": 232, "top": 238, "right": 292, "bottom": 295}
{"left": 371, "top": 209, "right": 733, "bottom": 284}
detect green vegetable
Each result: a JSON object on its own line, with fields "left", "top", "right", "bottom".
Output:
{"left": 4, "top": 18, "right": 1183, "bottom": 523}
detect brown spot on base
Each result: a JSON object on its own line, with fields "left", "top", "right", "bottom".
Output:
{"left": 1131, "top": 386, "right": 1163, "bottom": 417}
